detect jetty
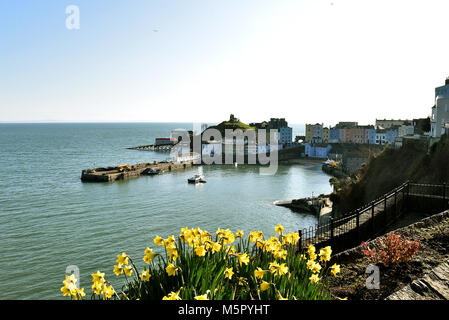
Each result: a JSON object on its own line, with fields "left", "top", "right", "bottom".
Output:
{"left": 127, "top": 144, "right": 174, "bottom": 151}
{"left": 81, "top": 161, "right": 193, "bottom": 182}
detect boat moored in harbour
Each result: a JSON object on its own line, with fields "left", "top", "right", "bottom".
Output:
{"left": 188, "top": 173, "right": 206, "bottom": 184}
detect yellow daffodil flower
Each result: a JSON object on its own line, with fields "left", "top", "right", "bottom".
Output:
{"left": 260, "top": 281, "right": 270, "bottom": 292}
{"left": 140, "top": 270, "right": 151, "bottom": 281}
{"left": 102, "top": 285, "right": 115, "bottom": 299}
{"left": 144, "top": 248, "right": 156, "bottom": 260}
{"left": 331, "top": 263, "right": 340, "bottom": 276}
{"left": 224, "top": 267, "right": 234, "bottom": 280}
{"left": 275, "top": 224, "right": 284, "bottom": 234}
{"left": 211, "top": 242, "right": 222, "bottom": 254}
{"left": 167, "top": 247, "right": 179, "bottom": 261}
{"left": 163, "top": 288, "right": 182, "bottom": 300}
{"left": 63, "top": 274, "right": 78, "bottom": 291}
{"left": 194, "top": 293, "right": 208, "bottom": 300}
{"left": 277, "top": 291, "right": 288, "bottom": 300}
{"left": 60, "top": 285, "right": 72, "bottom": 297}
{"left": 166, "top": 263, "right": 179, "bottom": 277}
{"left": 195, "top": 245, "right": 206, "bottom": 257}
{"left": 237, "top": 252, "right": 249, "bottom": 266}
{"left": 116, "top": 253, "right": 129, "bottom": 266}
{"left": 113, "top": 264, "right": 124, "bottom": 276}
{"left": 92, "top": 281, "right": 102, "bottom": 295}
{"left": 309, "top": 273, "right": 320, "bottom": 283}
{"left": 154, "top": 235, "right": 164, "bottom": 246}
{"left": 73, "top": 288, "right": 86, "bottom": 300}
{"left": 254, "top": 267, "right": 266, "bottom": 279}
{"left": 124, "top": 265, "right": 133, "bottom": 277}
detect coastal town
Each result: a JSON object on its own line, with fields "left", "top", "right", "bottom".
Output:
{"left": 172, "top": 78, "right": 447, "bottom": 171}
{"left": 88, "top": 76, "right": 449, "bottom": 184}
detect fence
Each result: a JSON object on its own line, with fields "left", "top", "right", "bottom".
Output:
{"left": 297, "top": 181, "right": 449, "bottom": 253}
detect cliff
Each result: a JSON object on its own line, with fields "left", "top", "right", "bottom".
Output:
{"left": 330, "top": 134, "right": 449, "bottom": 216}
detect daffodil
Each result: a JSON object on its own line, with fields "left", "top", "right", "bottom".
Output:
{"left": 195, "top": 245, "right": 206, "bottom": 257}
{"left": 254, "top": 267, "right": 266, "bottom": 279}
{"left": 73, "top": 288, "right": 86, "bottom": 300}
{"left": 269, "top": 262, "right": 288, "bottom": 276}
{"left": 167, "top": 247, "right": 179, "bottom": 261}
{"left": 113, "top": 264, "right": 124, "bottom": 276}
{"left": 311, "top": 262, "right": 321, "bottom": 273}
{"left": 224, "top": 267, "right": 234, "bottom": 280}
{"left": 260, "top": 281, "right": 270, "bottom": 292}
{"left": 308, "top": 245, "right": 316, "bottom": 256}
{"left": 124, "top": 265, "right": 133, "bottom": 277}
{"left": 277, "top": 291, "right": 288, "bottom": 300}
{"left": 140, "top": 270, "right": 151, "bottom": 281}
{"left": 102, "top": 285, "right": 115, "bottom": 299}
{"left": 116, "top": 253, "right": 129, "bottom": 266}
{"left": 309, "top": 273, "right": 320, "bottom": 283}
{"left": 163, "top": 288, "right": 182, "bottom": 300}
{"left": 194, "top": 293, "right": 208, "bottom": 300}
{"left": 236, "top": 230, "right": 244, "bottom": 238}
{"left": 91, "top": 270, "right": 104, "bottom": 283}
{"left": 275, "top": 224, "right": 284, "bottom": 234}
{"left": 92, "top": 281, "right": 102, "bottom": 295}
{"left": 330, "top": 263, "right": 340, "bottom": 276}
{"left": 144, "top": 247, "right": 156, "bottom": 261}
{"left": 269, "top": 261, "right": 280, "bottom": 273}
{"left": 60, "top": 285, "right": 72, "bottom": 297}
{"left": 154, "top": 235, "right": 164, "bottom": 246}
{"left": 211, "top": 242, "right": 222, "bottom": 253}
{"left": 236, "top": 252, "right": 250, "bottom": 266}
{"left": 277, "top": 263, "right": 289, "bottom": 276}
{"left": 63, "top": 274, "right": 78, "bottom": 291}
{"left": 166, "top": 263, "right": 179, "bottom": 277}
{"left": 319, "top": 246, "right": 332, "bottom": 262}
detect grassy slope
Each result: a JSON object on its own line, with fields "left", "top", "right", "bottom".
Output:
{"left": 332, "top": 135, "right": 449, "bottom": 216}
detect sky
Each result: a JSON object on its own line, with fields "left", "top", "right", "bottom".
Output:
{"left": 1, "top": 0, "right": 449, "bottom": 126}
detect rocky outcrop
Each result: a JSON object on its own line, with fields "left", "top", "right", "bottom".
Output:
{"left": 387, "top": 259, "right": 449, "bottom": 300}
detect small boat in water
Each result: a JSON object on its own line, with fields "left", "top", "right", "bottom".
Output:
{"left": 188, "top": 173, "right": 206, "bottom": 184}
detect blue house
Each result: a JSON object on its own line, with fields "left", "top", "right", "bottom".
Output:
{"left": 386, "top": 128, "right": 399, "bottom": 144}
{"left": 330, "top": 128, "right": 340, "bottom": 143}
{"left": 367, "top": 128, "right": 376, "bottom": 144}
{"left": 305, "top": 143, "right": 333, "bottom": 159}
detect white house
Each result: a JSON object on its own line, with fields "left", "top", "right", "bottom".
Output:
{"left": 431, "top": 77, "right": 449, "bottom": 138}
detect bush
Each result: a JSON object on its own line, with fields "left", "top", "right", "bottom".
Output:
{"left": 60, "top": 225, "right": 342, "bottom": 300}
{"left": 361, "top": 232, "right": 421, "bottom": 266}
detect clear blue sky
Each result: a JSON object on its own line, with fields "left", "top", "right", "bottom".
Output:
{"left": 1, "top": 0, "right": 449, "bottom": 125}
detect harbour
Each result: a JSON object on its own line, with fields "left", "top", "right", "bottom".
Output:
{"left": 0, "top": 122, "right": 331, "bottom": 300}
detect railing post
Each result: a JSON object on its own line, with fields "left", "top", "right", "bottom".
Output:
{"left": 443, "top": 183, "right": 446, "bottom": 211}
{"left": 371, "top": 202, "right": 375, "bottom": 236}
{"left": 356, "top": 209, "right": 360, "bottom": 242}
{"left": 394, "top": 191, "right": 397, "bottom": 218}
{"left": 298, "top": 230, "right": 302, "bottom": 252}
{"left": 330, "top": 218, "right": 334, "bottom": 240}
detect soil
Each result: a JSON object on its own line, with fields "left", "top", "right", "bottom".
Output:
{"left": 328, "top": 210, "right": 449, "bottom": 300}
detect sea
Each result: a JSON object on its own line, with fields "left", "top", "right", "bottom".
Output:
{"left": 0, "top": 122, "right": 332, "bottom": 299}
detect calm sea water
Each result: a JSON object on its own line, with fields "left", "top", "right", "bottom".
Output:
{"left": 0, "top": 123, "right": 331, "bottom": 300}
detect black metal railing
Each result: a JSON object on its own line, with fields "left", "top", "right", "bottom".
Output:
{"left": 297, "top": 181, "right": 449, "bottom": 253}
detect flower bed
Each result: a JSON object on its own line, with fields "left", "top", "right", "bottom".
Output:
{"left": 61, "top": 224, "right": 341, "bottom": 300}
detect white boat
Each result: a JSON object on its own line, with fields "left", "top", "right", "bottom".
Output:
{"left": 188, "top": 173, "right": 206, "bottom": 184}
